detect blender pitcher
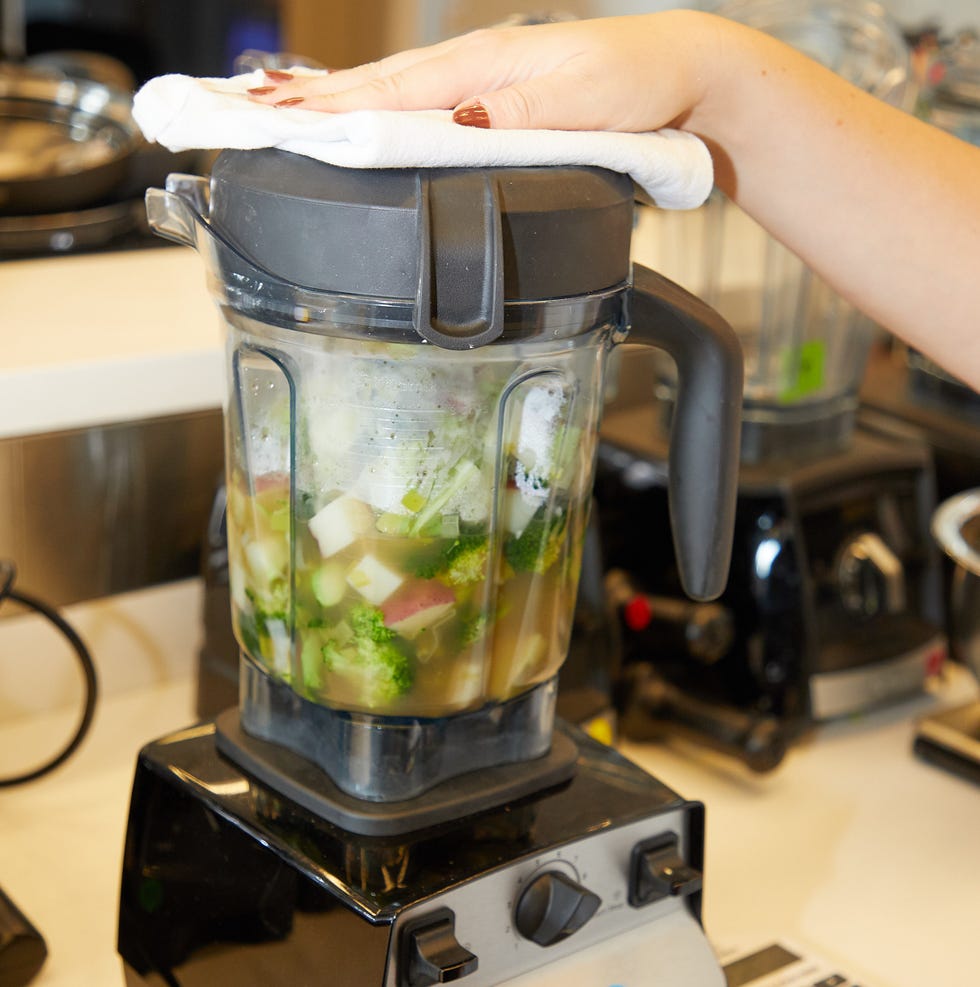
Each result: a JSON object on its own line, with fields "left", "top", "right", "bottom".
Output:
{"left": 147, "top": 152, "right": 742, "bottom": 813}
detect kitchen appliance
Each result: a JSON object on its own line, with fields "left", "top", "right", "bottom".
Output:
{"left": 118, "top": 154, "right": 743, "bottom": 985}
{"left": 914, "top": 488, "right": 980, "bottom": 785}
{"left": 860, "top": 352, "right": 980, "bottom": 504}
{"left": 604, "top": 0, "right": 929, "bottom": 769}
{"left": 594, "top": 400, "right": 945, "bottom": 771}
{"left": 930, "top": 488, "right": 980, "bottom": 681}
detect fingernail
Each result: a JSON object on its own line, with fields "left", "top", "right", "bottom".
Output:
{"left": 274, "top": 96, "right": 305, "bottom": 108}
{"left": 452, "top": 103, "right": 491, "bottom": 129}
{"left": 247, "top": 86, "right": 277, "bottom": 95}
{"left": 264, "top": 70, "right": 294, "bottom": 82}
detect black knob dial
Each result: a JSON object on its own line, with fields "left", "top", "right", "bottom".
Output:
{"left": 514, "top": 871, "right": 601, "bottom": 947}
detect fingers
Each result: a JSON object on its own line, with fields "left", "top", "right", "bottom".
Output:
{"left": 247, "top": 24, "right": 570, "bottom": 115}
{"left": 248, "top": 33, "right": 490, "bottom": 112}
{"left": 242, "top": 14, "right": 695, "bottom": 134}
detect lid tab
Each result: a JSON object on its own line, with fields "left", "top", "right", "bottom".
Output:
{"left": 414, "top": 170, "right": 505, "bottom": 349}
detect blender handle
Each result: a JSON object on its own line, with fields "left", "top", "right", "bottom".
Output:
{"left": 628, "top": 263, "right": 743, "bottom": 601}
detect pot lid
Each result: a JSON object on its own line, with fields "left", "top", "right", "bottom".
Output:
{"left": 207, "top": 149, "right": 634, "bottom": 348}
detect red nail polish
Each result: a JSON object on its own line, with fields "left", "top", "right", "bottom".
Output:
{"left": 452, "top": 103, "right": 491, "bottom": 129}
{"left": 264, "top": 69, "right": 294, "bottom": 82}
{"left": 247, "top": 86, "right": 276, "bottom": 95}
{"left": 274, "top": 96, "right": 305, "bottom": 108}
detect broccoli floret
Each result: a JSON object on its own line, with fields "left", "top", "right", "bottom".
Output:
{"left": 443, "top": 535, "right": 490, "bottom": 585}
{"left": 457, "top": 610, "right": 489, "bottom": 649}
{"left": 406, "top": 532, "right": 490, "bottom": 585}
{"left": 349, "top": 603, "right": 396, "bottom": 643}
{"left": 504, "top": 508, "right": 568, "bottom": 574}
{"left": 321, "top": 604, "right": 414, "bottom": 707}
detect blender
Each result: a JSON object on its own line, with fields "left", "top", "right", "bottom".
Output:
{"left": 597, "top": 0, "right": 944, "bottom": 770}
{"left": 117, "top": 152, "right": 743, "bottom": 985}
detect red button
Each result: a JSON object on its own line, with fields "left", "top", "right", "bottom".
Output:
{"left": 925, "top": 646, "right": 946, "bottom": 677}
{"left": 623, "top": 595, "right": 652, "bottom": 631}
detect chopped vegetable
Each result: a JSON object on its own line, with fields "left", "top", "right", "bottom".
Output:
{"left": 225, "top": 339, "right": 593, "bottom": 716}
{"left": 346, "top": 553, "right": 404, "bottom": 605}
{"left": 321, "top": 603, "right": 414, "bottom": 707}
{"left": 504, "top": 506, "right": 568, "bottom": 574}
{"left": 310, "top": 561, "right": 347, "bottom": 606}
{"left": 382, "top": 580, "right": 456, "bottom": 639}
{"left": 309, "top": 494, "right": 374, "bottom": 557}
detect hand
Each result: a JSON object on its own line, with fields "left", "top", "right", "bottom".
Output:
{"left": 247, "top": 11, "right": 724, "bottom": 135}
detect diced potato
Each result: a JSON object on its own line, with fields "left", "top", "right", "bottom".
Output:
{"left": 244, "top": 536, "right": 288, "bottom": 583}
{"left": 346, "top": 554, "right": 404, "bottom": 605}
{"left": 308, "top": 494, "right": 374, "bottom": 557}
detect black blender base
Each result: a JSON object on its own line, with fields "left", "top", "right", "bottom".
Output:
{"left": 119, "top": 718, "right": 709, "bottom": 987}
{"left": 215, "top": 707, "right": 579, "bottom": 836}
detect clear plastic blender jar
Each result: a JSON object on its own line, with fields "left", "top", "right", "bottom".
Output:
{"left": 148, "top": 154, "right": 742, "bottom": 807}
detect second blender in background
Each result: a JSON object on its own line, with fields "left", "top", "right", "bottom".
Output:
{"left": 597, "top": 0, "right": 946, "bottom": 772}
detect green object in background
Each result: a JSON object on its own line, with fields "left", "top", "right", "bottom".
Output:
{"left": 779, "top": 339, "right": 826, "bottom": 402}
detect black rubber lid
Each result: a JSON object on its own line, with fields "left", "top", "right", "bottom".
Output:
{"left": 208, "top": 149, "right": 634, "bottom": 348}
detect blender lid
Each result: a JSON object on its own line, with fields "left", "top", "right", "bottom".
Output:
{"left": 207, "top": 150, "right": 634, "bottom": 347}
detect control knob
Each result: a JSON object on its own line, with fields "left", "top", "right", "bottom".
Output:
{"left": 514, "top": 870, "right": 601, "bottom": 947}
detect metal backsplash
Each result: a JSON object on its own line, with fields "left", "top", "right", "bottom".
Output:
{"left": 0, "top": 410, "right": 224, "bottom": 609}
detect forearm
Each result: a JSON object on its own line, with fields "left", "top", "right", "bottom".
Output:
{"left": 685, "top": 16, "right": 980, "bottom": 386}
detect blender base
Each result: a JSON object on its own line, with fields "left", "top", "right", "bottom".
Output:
{"left": 119, "top": 718, "right": 719, "bottom": 987}
{"left": 215, "top": 706, "right": 578, "bottom": 836}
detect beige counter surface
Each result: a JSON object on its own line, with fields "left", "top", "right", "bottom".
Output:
{"left": 1, "top": 248, "right": 222, "bottom": 439}
{"left": 1, "top": 580, "right": 978, "bottom": 987}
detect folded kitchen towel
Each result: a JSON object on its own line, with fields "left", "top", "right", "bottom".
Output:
{"left": 132, "top": 70, "right": 714, "bottom": 210}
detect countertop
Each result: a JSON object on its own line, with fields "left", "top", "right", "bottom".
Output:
{"left": 1, "top": 579, "right": 978, "bottom": 987}
{"left": 3, "top": 246, "right": 978, "bottom": 985}
{"left": 0, "top": 248, "right": 223, "bottom": 439}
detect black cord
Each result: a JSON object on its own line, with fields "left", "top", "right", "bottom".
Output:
{"left": 0, "top": 560, "right": 98, "bottom": 787}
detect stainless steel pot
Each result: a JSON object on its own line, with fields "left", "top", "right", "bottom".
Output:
{"left": 0, "top": 64, "right": 141, "bottom": 215}
{"left": 932, "top": 488, "right": 980, "bottom": 680}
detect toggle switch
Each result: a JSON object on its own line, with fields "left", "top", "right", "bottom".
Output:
{"left": 629, "top": 835, "right": 703, "bottom": 908}
{"left": 399, "top": 907, "right": 478, "bottom": 986}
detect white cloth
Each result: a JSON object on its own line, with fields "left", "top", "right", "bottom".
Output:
{"left": 132, "top": 70, "right": 714, "bottom": 210}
